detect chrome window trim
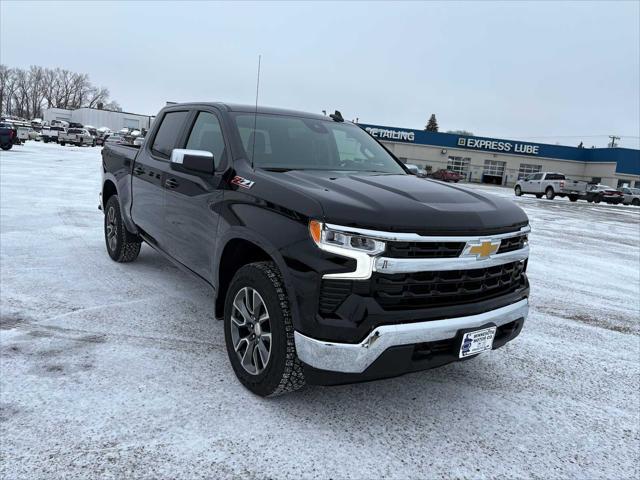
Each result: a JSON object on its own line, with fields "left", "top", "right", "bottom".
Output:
{"left": 295, "top": 298, "right": 529, "bottom": 373}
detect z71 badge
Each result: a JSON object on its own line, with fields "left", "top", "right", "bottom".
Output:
{"left": 231, "top": 176, "right": 255, "bottom": 189}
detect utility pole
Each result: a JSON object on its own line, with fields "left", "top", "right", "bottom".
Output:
{"left": 608, "top": 135, "right": 620, "bottom": 148}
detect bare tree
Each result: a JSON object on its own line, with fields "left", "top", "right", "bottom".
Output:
{"left": 0, "top": 64, "right": 121, "bottom": 119}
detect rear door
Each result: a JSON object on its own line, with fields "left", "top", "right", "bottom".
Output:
{"left": 164, "top": 108, "right": 228, "bottom": 281}
{"left": 130, "top": 109, "right": 189, "bottom": 249}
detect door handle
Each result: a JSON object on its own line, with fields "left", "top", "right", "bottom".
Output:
{"left": 165, "top": 178, "right": 179, "bottom": 189}
{"left": 134, "top": 167, "right": 145, "bottom": 175}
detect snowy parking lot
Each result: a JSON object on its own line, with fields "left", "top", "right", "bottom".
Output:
{"left": 1, "top": 142, "right": 639, "bottom": 479}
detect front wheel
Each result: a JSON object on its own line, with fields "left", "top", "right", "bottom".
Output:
{"left": 514, "top": 185, "right": 522, "bottom": 196}
{"left": 104, "top": 195, "right": 141, "bottom": 262}
{"left": 569, "top": 195, "right": 578, "bottom": 202}
{"left": 632, "top": 199, "right": 640, "bottom": 207}
{"left": 224, "top": 262, "right": 306, "bottom": 397}
{"left": 60, "top": 142, "right": 65, "bottom": 146}
{"left": 1, "top": 144, "right": 12, "bottom": 150}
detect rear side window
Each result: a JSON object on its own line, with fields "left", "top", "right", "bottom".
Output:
{"left": 185, "top": 112, "right": 225, "bottom": 168}
{"left": 151, "top": 111, "right": 188, "bottom": 158}
{"left": 545, "top": 173, "right": 565, "bottom": 180}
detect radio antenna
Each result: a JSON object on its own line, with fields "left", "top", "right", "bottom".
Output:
{"left": 251, "top": 54, "right": 261, "bottom": 169}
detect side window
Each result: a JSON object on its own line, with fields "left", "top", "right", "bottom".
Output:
{"left": 185, "top": 112, "right": 225, "bottom": 168}
{"left": 151, "top": 111, "right": 188, "bottom": 158}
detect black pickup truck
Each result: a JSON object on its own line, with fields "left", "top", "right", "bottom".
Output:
{"left": 0, "top": 122, "right": 18, "bottom": 150}
{"left": 101, "top": 102, "right": 530, "bottom": 396}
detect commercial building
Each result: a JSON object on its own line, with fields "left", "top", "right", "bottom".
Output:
{"left": 43, "top": 107, "right": 154, "bottom": 132}
{"left": 360, "top": 124, "right": 640, "bottom": 188}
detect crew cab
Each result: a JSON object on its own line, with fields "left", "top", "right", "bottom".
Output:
{"left": 514, "top": 172, "right": 567, "bottom": 199}
{"left": 101, "top": 102, "right": 530, "bottom": 396}
{"left": 60, "top": 128, "right": 96, "bottom": 146}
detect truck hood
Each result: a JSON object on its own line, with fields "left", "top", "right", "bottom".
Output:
{"left": 260, "top": 170, "right": 528, "bottom": 234}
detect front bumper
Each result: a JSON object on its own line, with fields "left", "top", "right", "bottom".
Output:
{"left": 295, "top": 298, "right": 528, "bottom": 376}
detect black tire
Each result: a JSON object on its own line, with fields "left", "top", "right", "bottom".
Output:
{"left": 1, "top": 144, "right": 11, "bottom": 150}
{"left": 632, "top": 199, "right": 640, "bottom": 206}
{"left": 569, "top": 195, "right": 578, "bottom": 202}
{"left": 514, "top": 185, "right": 522, "bottom": 196}
{"left": 535, "top": 193, "right": 543, "bottom": 199}
{"left": 594, "top": 197, "right": 601, "bottom": 204}
{"left": 104, "top": 195, "right": 141, "bottom": 262}
{"left": 545, "top": 187, "right": 555, "bottom": 200}
{"left": 60, "top": 142, "right": 65, "bottom": 146}
{"left": 224, "top": 262, "right": 305, "bottom": 397}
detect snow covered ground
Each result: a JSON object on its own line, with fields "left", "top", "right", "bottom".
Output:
{"left": 1, "top": 142, "right": 639, "bottom": 479}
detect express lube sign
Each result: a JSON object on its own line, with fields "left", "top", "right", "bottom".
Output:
{"left": 458, "top": 137, "right": 540, "bottom": 155}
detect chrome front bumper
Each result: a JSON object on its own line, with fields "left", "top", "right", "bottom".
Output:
{"left": 294, "top": 298, "right": 529, "bottom": 373}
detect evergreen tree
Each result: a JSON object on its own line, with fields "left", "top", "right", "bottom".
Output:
{"left": 425, "top": 114, "right": 439, "bottom": 132}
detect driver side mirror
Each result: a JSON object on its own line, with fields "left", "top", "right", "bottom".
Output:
{"left": 170, "top": 149, "right": 215, "bottom": 175}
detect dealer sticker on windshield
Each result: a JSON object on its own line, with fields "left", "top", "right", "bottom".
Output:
{"left": 459, "top": 326, "right": 497, "bottom": 358}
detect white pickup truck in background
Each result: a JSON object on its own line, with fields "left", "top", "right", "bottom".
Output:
{"left": 59, "top": 128, "right": 96, "bottom": 147}
{"left": 515, "top": 172, "right": 612, "bottom": 203}
{"left": 514, "top": 172, "right": 567, "bottom": 200}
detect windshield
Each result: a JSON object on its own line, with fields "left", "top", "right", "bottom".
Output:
{"left": 232, "top": 113, "right": 406, "bottom": 174}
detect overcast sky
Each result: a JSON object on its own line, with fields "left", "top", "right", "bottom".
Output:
{"left": 1, "top": 1, "right": 639, "bottom": 148}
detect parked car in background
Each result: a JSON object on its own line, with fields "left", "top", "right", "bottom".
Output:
{"left": 103, "top": 132, "right": 126, "bottom": 145}
{"left": 621, "top": 187, "right": 640, "bottom": 206}
{"left": 587, "top": 184, "right": 624, "bottom": 204}
{"left": 405, "top": 163, "right": 428, "bottom": 177}
{"left": 96, "top": 127, "right": 112, "bottom": 145}
{"left": 430, "top": 169, "right": 463, "bottom": 182}
{"left": 59, "top": 128, "right": 96, "bottom": 147}
{"left": 556, "top": 178, "right": 602, "bottom": 203}
{"left": 41, "top": 125, "right": 66, "bottom": 143}
{"left": 0, "top": 122, "right": 18, "bottom": 150}
{"left": 514, "top": 172, "right": 567, "bottom": 199}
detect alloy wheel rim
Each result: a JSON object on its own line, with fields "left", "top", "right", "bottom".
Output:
{"left": 106, "top": 206, "right": 118, "bottom": 252}
{"left": 230, "top": 287, "right": 272, "bottom": 375}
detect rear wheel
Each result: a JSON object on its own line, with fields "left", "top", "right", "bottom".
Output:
{"left": 60, "top": 142, "right": 65, "bottom": 146}
{"left": 514, "top": 185, "right": 522, "bottom": 196}
{"left": 632, "top": 199, "right": 640, "bottom": 206}
{"left": 104, "top": 195, "right": 141, "bottom": 262}
{"left": 224, "top": 262, "right": 305, "bottom": 397}
{"left": 569, "top": 195, "right": 578, "bottom": 202}
{"left": 545, "top": 187, "right": 555, "bottom": 200}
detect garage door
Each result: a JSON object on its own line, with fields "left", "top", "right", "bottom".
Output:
{"left": 482, "top": 160, "right": 506, "bottom": 185}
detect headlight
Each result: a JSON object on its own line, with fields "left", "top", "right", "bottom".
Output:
{"left": 309, "top": 220, "right": 385, "bottom": 256}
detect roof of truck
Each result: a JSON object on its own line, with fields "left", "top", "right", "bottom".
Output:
{"left": 167, "top": 102, "right": 332, "bottom": 121}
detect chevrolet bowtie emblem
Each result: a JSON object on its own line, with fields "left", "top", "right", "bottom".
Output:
{"left": 464, "top": 240, "right": 501, "bottom": 259}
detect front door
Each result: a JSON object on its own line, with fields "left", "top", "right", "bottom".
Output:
{"left": 164, "top": 110, "right": 228, "bottom": 281}
{"left": 131, "top": 110, "right": 189, "bottom": 249}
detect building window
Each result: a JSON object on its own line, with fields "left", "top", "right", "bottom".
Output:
{"left": 447, "top": 156, "right": 470, "bottom": 175}
{"left": 483, "top": 159, "right": 506, "bottom": 177}
{"left": 518, "top": 163, "right": 542, "bottom": 180}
